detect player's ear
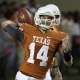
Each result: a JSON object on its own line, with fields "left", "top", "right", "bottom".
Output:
{"left": 19, "top": 28, "right": 23, "bottom": 31}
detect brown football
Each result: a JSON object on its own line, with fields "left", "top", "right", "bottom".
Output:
{"left": 17, "top": 8, "right": 32, "bottom": 24}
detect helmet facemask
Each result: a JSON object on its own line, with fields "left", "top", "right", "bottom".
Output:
{"left": 39, "top": 15, "right": 55, "bottom": 31}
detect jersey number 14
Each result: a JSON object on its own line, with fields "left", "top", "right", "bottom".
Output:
{"left": 27, "top": 42, "right": 49, "bottom": 66}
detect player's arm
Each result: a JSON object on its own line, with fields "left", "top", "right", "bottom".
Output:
{"left": 58, "top": 35, "right": 73, "bottom": 66}
{"left": 2, "top": 20, "right": 22, "bottom": 28}
{"left": 58, "top": 48, "right": 73, "bottom": 66}
{"left": 2, "top": 20, "right": 24, "bottom": 42}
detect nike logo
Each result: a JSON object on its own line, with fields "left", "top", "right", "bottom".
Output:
{"left": 47, "top": 36, "right": 52, "bottom": 38}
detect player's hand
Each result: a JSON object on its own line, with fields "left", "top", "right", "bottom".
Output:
{"left": 62, "top": 35, "right": 69, "bottom": 52}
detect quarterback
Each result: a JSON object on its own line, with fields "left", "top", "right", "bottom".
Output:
{"left": 2, "top": 4, "right": 72, "bottom": 80}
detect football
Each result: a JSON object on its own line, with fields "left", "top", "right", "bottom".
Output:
{"left": 17, "top": 8, "right": 32, "bottom": 24}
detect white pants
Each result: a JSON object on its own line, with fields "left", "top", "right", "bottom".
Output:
{"left": 15, "top": 69, "right": 52, "bottom": 80}
{"left": 44, "top": 69, "right": 52, "bottom": 80}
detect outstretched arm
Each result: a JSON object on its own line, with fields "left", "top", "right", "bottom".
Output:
{"left": 2, "top": 20, "right": 24, "bottom": 42}
{"left": 58, "top": 35, "right": 73, "bottom": 66}
{"left": 2, "top": 20, "right": 22, "bottom": 28}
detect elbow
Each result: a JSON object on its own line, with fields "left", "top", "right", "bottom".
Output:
{"left": 64, "top": 55, "right": 73, "bottom": 66}
{"left": 2, "top": 22, "right": 5, "bottom": 29}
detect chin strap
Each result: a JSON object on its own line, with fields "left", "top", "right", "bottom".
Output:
{"left": 39, "top": 28, "right": 46, "bottom": 34}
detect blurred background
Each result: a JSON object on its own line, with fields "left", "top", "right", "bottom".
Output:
{"left": 0, "top": 0, "right": 80, "bottom": 80}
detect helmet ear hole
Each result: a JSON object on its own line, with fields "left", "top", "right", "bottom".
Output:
{"left": 55, "top": 15, "right": 59, "bottom": 19}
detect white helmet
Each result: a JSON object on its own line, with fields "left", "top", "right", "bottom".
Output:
{"left": 34, "top": 4, "right": 61, "bottom": 31}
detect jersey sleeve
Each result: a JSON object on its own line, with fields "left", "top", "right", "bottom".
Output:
{"left": 58, "top": 32, "right": 68, "bottom": 52}
{"left": 19, "top": 23, "right": 36, "bottom": 43}
{"left": 57, "top": 33, "right": 70, "bottom": 61}
{"left": 4, "top": 24, "right": 24, "bottom": 42}
{"left": 20, "top": 23, "right": 36, "bottom": 33}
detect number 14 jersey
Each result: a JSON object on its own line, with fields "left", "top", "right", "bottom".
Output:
{"left": 19, "top": 23, "right": 67, "bottom": 79}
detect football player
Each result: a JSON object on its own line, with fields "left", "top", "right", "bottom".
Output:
{"left": 19, "top": 5, "right": 72, "bottom": 80}
{"left": 19, "top": 27, "right": 62, "bottom": 80}
{"left": 2, "top": 4, "right": 72, "bottom": 80}
{"left": 19, "top": 26, "right": 63, "bottom": 80}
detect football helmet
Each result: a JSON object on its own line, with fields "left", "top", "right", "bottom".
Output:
{"left": 34, "top": 4, "right": 61, "bottom": 31}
